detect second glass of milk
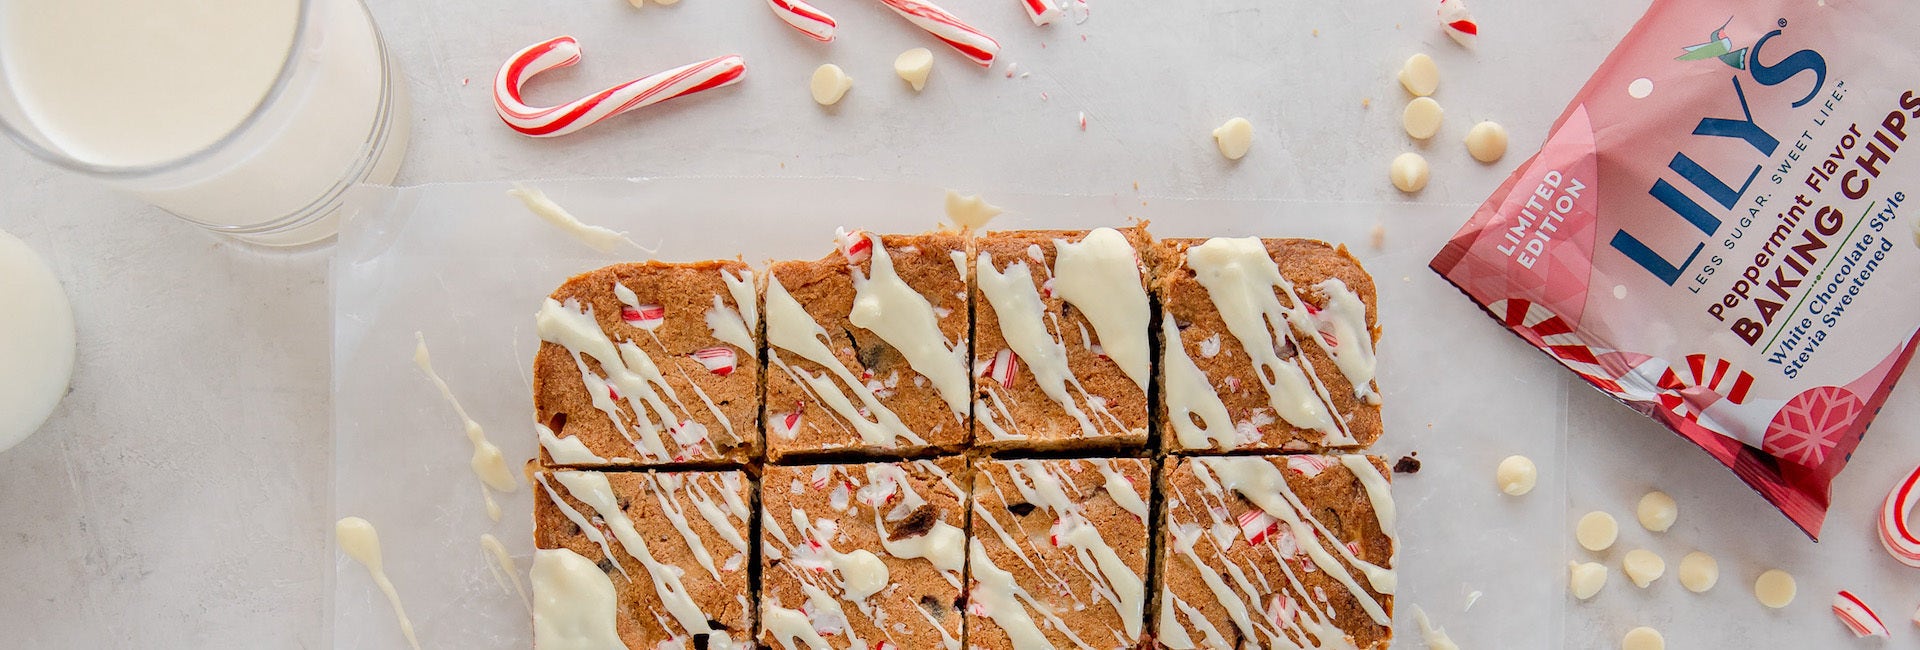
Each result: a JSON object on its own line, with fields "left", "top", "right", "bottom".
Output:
{"left": 0, "top": 0, "right": 409, "bottom": 246}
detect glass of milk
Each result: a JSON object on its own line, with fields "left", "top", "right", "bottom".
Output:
{"left": 0, "top": 0, "right": 410, "bottom": 246}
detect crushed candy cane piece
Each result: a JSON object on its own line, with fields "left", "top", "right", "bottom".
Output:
{"left": 1879, "top": 464, "right": 1920, "bottom": 568}
{"left": 691, "top": 347, "right": 737, "bottom": 376}
{"left": 1833, "top": 590, "right": 1890, "bottom": 638}
{"left": 621, "top": 304, "right": 666, "bottom": 329}
{"left": 1437, "top": 0, "right": 1477, "bottom": 47}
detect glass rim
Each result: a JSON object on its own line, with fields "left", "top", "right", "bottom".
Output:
{"left": 0, "top": 0, "right": 316, "bottom": 179}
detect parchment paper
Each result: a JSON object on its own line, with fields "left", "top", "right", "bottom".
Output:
{"left": 330, "top": 177, "right": 1570, "bottom": 648}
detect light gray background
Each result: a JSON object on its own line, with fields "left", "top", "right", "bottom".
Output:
{"left": 2, "top": 0, "right": 1916, "bottom": 647}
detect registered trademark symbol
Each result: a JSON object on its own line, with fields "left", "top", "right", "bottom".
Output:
{"left": 1778, "top": 18, "right": 1788, "bottom": 27}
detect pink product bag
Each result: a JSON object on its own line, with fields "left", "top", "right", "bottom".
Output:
{"left": 1433, "top": 0, "right": 1920, "bottom": 537}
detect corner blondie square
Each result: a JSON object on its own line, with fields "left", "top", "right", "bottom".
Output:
{"left": 531, "top": 468, "right": 754, "bottom": 649}
{"left": 533, "top": 261, "right": 761, "bottom": 467}
{"left": 1157, "top": 455, "right": 1395, "bottom": 650}
{"left": 1152, "top": 237, "right": 1381, "bottom": 454}
{"left": 763, "top": 231, "right": 972, "bottom": 461}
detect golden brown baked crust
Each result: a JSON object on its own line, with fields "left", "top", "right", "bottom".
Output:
{"left": 764, "top": 232, "right": 971, "bottom": 461}
{"left": 531, "top": 468, "right": 755, "bottom": 649}
{"left": 967, "top": 457, "right": 1152, "bottom": 650}
{"left": 758, "top": 458, "right": 970, "bottom": 650}
{"left": 972, "top": 228, "right": 1151, "bottom": 452}
{"left": 1157, "top": 455, "right": 1394, "bottom": 650}
{"left": 1152, "top": 238, "right": 1382, "bottom": 453}
{"left": 533, "top": 260, "right": 761, "bottom": 466}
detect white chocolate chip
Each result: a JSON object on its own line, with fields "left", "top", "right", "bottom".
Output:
{"left": 1622, "top": 627, "right": 1665, "bottom": 650}
{"left": 1398, "top": 53, "right": 1439, "bottom": 97}
{"left": 1402, "top": 97, "right": 1443, "bottom": 139}
{"left": 1636, "top": 491, "right": 1677, "bottom": 532}
{"left": 1569, "top": 561, "right": 1607, "bottom": 600}
{"left": 1464, "top": 120, "right": 1508, "bottom": 163}
{"left": 1495, "top": 455, "right": 1537, "bottom": 496}
{"left": 1576, "top": 511, "right": 1618, "bottom": 552}
{"left": 1622, "top": 549, "right": 1665, "bottom": 588}
{"left": 1212, "top": 117, "right": 1254, "bottom": 160}
{"left": 1678, "top": 551, "right": 1718, "bottom": 593}
{"left": 894, "top": 48, "right": 933, "bottom": 91}
{"left": 1389, "top": 152, "right": 1430, "bottom": 193}
{"left": 1755, "top": 569, "right": 1796, "bottom": 608}
{"left": 810, "top": 64, "right": 853, "bottom": 106}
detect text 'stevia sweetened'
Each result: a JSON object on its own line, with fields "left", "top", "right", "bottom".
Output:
{"left": 1433, "top": 0, "right": 1920, "bottom": 538}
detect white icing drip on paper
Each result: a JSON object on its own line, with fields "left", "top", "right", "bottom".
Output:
{"left": 1411, "top": 606, "right": 1460, "bottom": 650}
{"left": 531, "top": 547, "right": 629, "bottom": 650}
{"left": 412, "top": 332, "right": 517, "bottom": 493}
{"left": 765, "top": 274, "right": 924, "bottom": 447}
{"left": 847, "top": 233, "right": 970, "bottom": 416}
{"left": 335, "top": 517, "right": 422, "bottom": 650}
{"left": 1161, "top": 312, "right": 1237, "bottom": 450}
{"left": 480, "top": 534, "right": 532, "bottom": 613}
{"left": 1312, "top": 279, "right": 1377, "bottom": 400}
{"left": 1196, "top": 457, "right": 1390, "bottom": 625}
{"left": 943, "top": 190, "right": 1004, "bottom": 230}
{"left": 1183, "top": 238, "right": 1351, "bottom": 444}
{"left": 538, "top": 422, "right": 610, "bottom": 465}
{"left": 508, "top": 185, "right": 649, "bottom": 254}
{"left": 537, "top": 298, "right": 674, "bottom": 460}
{"left": 553, "top": 471, "right": 727, "bottom": 642}
{"left": 1052, "top": 228, "right": 1152, "bottom": 391}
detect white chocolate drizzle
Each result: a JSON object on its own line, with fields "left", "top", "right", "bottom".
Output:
{"left": 707, "top": 269, "right": 759, "bottom": 359}
{"left": 479, "top": 533, "right": 532, "bottom": 613}
{"left": 969, "top": 460, "right": 1148, "bottom": 648}
{"left": 335, "top": 517, "right": 422, "bottom": 650}
{"left": 1340, "top": 455, "right": 1398, "bottom": 594}
{"left": 1182, "top": 238, "right": 1354, "bottom": 445}
{"left": 610, "top": 285, "right": 737, "bottom": 452}
{"left": 973, "top": 250, "right": 1126, "bottom": 440}
{"left": 1311, "top": 279, "right": 1378, "bottom": 402}
{"left": 1192, "top": 457, "right": 1390, "bottom": 626}
{"left": 765, "top": 274, "right": 925, "bottom": 447}
{"left": 1052, "top": 228, "right": 1152, "bottom": 391}
{"left": 531, "top": 547, "right": 628, "bottom": 650}
{"left": 412, "top": 332, "right": 518, "bottom": 495}
{"left": 1161, "top": 311, "right": 1237, "bottom": 450}
{"left": 538, "top": 422, "right": 610, "bottom": 465}
{"left": 847, "top": 233, "right": 971, "bottom": 417}
{"left": 508, "top": 185, "right": 649, "bottom": 254}
{"left": 546, "top": 470, "right": 744, "bottom": 646}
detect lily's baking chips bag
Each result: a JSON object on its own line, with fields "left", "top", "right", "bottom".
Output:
{"left": 1432, "top": 0, "right": 1920, "bottom": 537}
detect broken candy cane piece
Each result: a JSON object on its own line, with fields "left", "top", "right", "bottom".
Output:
{"left": 494, "top": 36, "right": 745, "bottom": 137}
{"left": 1879, "top": 464, "right": 1920, "bottom": 568}
{"left": 620, "top": 303, "right": 666, "bottom": 329}
{"left": 1833, "top": 590, "right": 1889, "bottom": 638}
{"left": 1019, "top": 0, "right": 1063, "bottom": 26}
{"left": 1437, "top": 0, "right": 1477, "bottom": 47}
{"left": 875, "top": 0, "right": 1001, "bottom": 67}
{"left": 767, "top": 0, "right": 837, "bottom": 42}
{"left": 691, "top": 347, "right": 738, "bottom": 376}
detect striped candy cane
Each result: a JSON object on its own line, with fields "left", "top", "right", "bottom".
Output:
{"left": 875, "top": 0, "right": 1001, "bottom": 67}
{"left": 1020, "top": 0, "right": 1063, "bottom": 26}
{"left": 494, "top": 36, "right": 746, "bottom": 138}
{"left": 767, "top": 0, "right": 837, "bottom": 42}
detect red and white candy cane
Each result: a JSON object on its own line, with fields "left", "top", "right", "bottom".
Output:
{"left": 875, "top": 0, "right": 1001, "bottom": 67}
{"left": 1437, "top": 0, "right": 1478, "bottom": 47}
{"left": 1833, "top": 591, "right": 1889, "bottom": 638}
{"left": 1880, "top": 464, "right": 1920, "bottom": 567}
{"left": 494, "top": 36, "right": 746, "bottom": 138}
{"left": 767, "top": 0, "right": 837, "bottom": 42}
{"left": 1019, "top": 0, "right": 1063, "bottom": 26}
